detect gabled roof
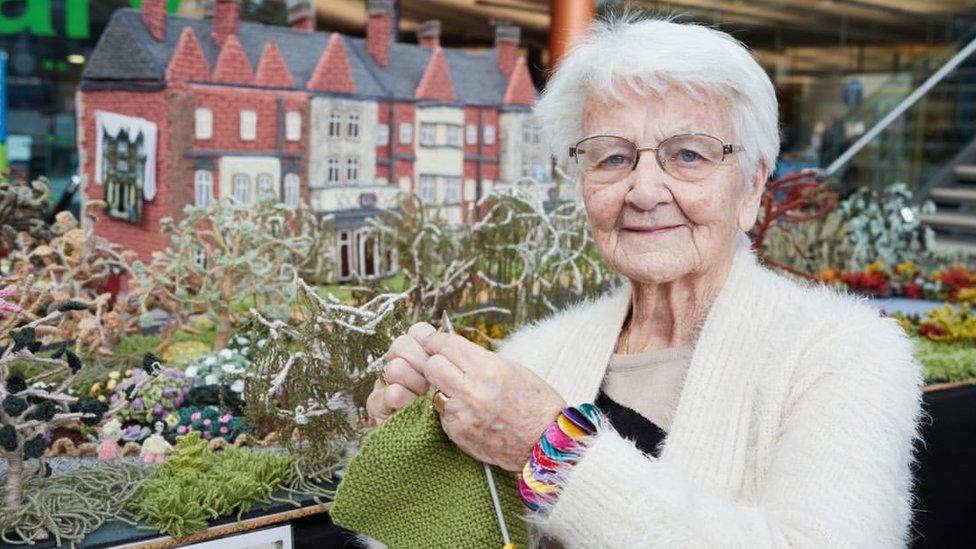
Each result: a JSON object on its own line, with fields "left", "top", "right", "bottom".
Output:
{"left": 82, "top": 8, "right": 529, "bottom": 107}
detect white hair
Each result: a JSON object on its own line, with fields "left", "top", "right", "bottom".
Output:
{"left": 535, "top": 13, "right": 779, "bottom": 181}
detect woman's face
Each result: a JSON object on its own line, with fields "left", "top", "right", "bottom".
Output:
{"left": 580, "top": 86, "right": 767, "bottom": 284}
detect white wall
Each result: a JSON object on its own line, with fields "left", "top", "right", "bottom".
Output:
{"left": 414, "top": 105, "right": 464, "bottom": 205}
{"left": 308, "top": 97, "right": 378, "bottom": 193}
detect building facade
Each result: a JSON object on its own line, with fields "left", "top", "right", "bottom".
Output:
{"left": 76, "top": 0, "right": 549, "bottom": 280}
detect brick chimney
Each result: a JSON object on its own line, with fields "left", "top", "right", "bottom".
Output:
{"left": 494, "top": 23, "right": 520, "bottom": 77}
{"left": 141, "top": 0, "right": 166, "bottom": 42}
{"left": 366, "top": 0, "right": 396, "bottom": 68}
{"left": 286, "top": 0, "right": 315, "bottom": 32}
{"left": 417, "top": 20, "right": 440, "bottom": 48}
{"left": 212, "top": 0, "right": 240, "bottom": 47}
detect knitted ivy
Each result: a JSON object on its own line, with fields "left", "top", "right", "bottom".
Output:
{"left": 2, "top": 395, "right": 28, "bottom": 417}
{"left": 10, "top": 327, "right": 36, "bottom": 352}
{"left": 23, "top": 435, "right": 46, "bottom": 459}
{"left": 54, "top": 300, "right": 90, "bottom": 312}
{"left": 25, "top": 400, "right": 58, "bottom": 422}
{"left": 0, "top": 424, "right": 18, "bottom": 451}
{"left": 76, "top": 396, "right": 109, "bottom": 426}
{"left": 65, "top": 349, "right": 83, "bottom": 373}
{"left": 6, "top": 376, "right": 27, "bottom": 394}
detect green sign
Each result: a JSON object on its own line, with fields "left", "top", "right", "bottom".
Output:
{"left": 0, "top": 0, "right": 182, "bottom": 40}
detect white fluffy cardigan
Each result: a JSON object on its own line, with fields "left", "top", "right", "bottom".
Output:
{"left": 497, "top": 239, "right": 925, "bottom": 548}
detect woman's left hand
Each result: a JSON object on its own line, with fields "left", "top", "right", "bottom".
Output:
{"left": 416, "top": 325, "right": 568, "bottom": 472}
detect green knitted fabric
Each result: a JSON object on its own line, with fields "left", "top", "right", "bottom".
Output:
{"left": 331, "top": 397, "right": 529, "bottom": 548}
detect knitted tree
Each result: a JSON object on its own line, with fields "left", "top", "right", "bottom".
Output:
{"left": 244, "top": 278, "right": 406, "bottom": 472}
{"left": 0, "top": 176, "right": 53, "bottom": 255}
{"left": 471, "top": 183, "right": 614, "bottom": 326}
{"left": 1, "top": 204, "right": 142, "bottom": 354}
{"left": 0, "top": 311, "right": 159, "bottom": 509}
{"left": 131, "top": 197, "right": 322, "bottom": 350}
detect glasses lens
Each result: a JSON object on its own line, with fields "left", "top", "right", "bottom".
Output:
{"left": 658, "top": 134, "right": 725, "bottom": 182}
{"left": 575, "top": 136, "right": 637, "bottom": 183}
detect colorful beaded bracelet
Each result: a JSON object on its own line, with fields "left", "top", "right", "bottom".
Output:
{"left": 519, "top": 403, "right": 605, "bottom": 513}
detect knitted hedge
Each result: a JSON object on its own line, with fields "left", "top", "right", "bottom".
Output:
{"left": 331, "top": 396, "right": 529, "bottom": 549}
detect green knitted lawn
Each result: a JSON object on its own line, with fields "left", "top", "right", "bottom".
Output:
{"left": 331, "top": 397, "right": 529, "bottom": 548}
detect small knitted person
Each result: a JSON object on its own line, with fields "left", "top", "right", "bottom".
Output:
{"left": 97, "top": 418, "right": 123, "bottom": 461}
{"left": 140, "top": 421, "right": 173, "bottom": 464}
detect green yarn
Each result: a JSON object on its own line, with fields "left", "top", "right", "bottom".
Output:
{"left": 2, "top": 396, "right": 27, "bottom": 417}
{"left": 331, "top": 397, "right": 529, "bottom": 549}
{"left": 126, "top": 432, "right": 296, "bottom": 539}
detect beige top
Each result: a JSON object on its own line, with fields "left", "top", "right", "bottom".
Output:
{"left": 600, "top": 345, "right": 693, "bottom": 433}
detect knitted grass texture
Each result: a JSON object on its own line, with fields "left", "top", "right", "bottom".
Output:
{"left": 331, "top": 397, "right": 529, "bottom": 549}
{"left": 0, "top": 462, "right": 149, "bottom": 547}
{"left": 126, "top": 432, "right": 296, "bottom": 539}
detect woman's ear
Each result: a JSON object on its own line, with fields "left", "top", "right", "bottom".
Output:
{"left": 736, "top": 161, "right": 770, "bottom": 232}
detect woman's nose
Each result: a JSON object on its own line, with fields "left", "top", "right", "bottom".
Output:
{"left": 624, "top": 154, "right": 675, "bottom": 211}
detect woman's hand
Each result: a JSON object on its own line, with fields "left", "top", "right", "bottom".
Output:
{"left": 418, "top": 329, "right": 568, "bottom": 472}
{"left": 365, "top": 323, "right": 436, "bottom": 426}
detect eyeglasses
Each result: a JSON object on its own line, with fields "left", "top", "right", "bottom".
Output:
{"left": 568, "top": 133, "right": 745, "bottom": 184}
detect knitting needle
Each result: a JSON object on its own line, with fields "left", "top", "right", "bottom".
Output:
{"left": 439, "top": 311, "right": 515, "bottom": 549}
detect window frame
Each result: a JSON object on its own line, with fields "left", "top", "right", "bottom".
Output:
{"left": 195, "top": 108, "right": 213, "bottom": 140}
{"left": 194, "top": 170, "right": 213, "bottom": 207}
{"left": 285, "top": 111, "right": 302, "bottom": 142}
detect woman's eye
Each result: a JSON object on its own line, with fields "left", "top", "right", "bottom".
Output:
{"left": 597, "top": 154, "right": 632, "bottom": 169}
{"left": 676, "top": 149, "right": 703, "bottom": 163}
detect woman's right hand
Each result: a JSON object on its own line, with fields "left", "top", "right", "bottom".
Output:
{"left": 365, "top": 322, "right": 437, "bottom": 426}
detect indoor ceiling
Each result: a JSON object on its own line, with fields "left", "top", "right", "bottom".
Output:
{"left": 308, "top": 0, "right": 976, "bottom": 76}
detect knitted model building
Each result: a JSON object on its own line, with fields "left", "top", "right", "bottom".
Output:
{"left": 77, "top": 0, "right": 551, "bottom": 281}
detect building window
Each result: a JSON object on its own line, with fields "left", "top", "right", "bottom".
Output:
{"left": 446, "top": 126, "right": 461, "bottom": 147}
{"left": 232, "top": 174, "right": 251, "bottom": 204}
{"left": 483, "top": 125, "right": 496, "bottom": 145}
{"left": 376, "top": 123, "right": 389, "bottom": 145}
{"left": 347, "top": 112, "right": 360, "bottom": 139}
{"left": 102, "top": 129, "right": 146, "bottom": 223}
{"left": 338, "top": 230, "right": 352, "bottom": 280}
{"left": 285, "top": 111, "right": 301, "bottom": 141}
{"left": 356, "top": 229, "right": 380, "bottom": 279}
{"left": 327, "top": 158, "right": 340, "bottom": 183}
{"left": 195, "top": 108, "right": 213, "bottom": 140}
{"left": 346, "top": 157, "right": 359, "bottom": 183}
{"left": 444, "top": 177, "right": 461, "bottom": 204}
{"left": 240, "top": 109, "right": 257, "bottom": 141}
{"left": 328, "top": 111, "right": 341, "bottom": 138}
{"left": 257, "top": 173, "right": 275, "bottom": 199}
{"left": 284, "top": 173, "right": 300, "bottom": 208}
{"left": 194, "top": 170, "right": 213, "bottom": 207}
{"left": 399, "top": 122, "right": 412, "bottom": 144}
{"left": 465, "top": 124, "right": 477, "bottom": 145}
{"left": 418, "top": 175, "right": 436, "bottom": 204}
{"left": 194, "top": 248, "right": 208, "bottom": 268}
{"left": 419, "top": 122, "right": 437, "bottom": 146}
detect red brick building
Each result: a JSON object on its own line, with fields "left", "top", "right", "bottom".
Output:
{"left": 77, "top": 0, "right": 548, "bottom": 280}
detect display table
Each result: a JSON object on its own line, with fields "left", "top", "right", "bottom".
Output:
{"left": 0, "top": 489, "right": 360, "bottom": 549}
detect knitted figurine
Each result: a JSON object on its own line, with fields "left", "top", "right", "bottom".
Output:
{"left": 140, "top": 421, "right": 173, "bottom": 464}
{"left": 97, "top": 418, "right": 123, "bottom": 461}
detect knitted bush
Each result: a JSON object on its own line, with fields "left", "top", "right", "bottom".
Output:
{"left": 127, "top": 432, "right": 294, "bottom": 539}
{"left": 331, "top": 397, "right": 529, "bottom": 549}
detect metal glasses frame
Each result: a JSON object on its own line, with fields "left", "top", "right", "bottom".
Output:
{"left": 568, "top": 133, "right": 745, "bottom": 180}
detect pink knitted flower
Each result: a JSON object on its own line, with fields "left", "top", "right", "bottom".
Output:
{"left": 0, "top": 285, "right": 22, "bottom": 315}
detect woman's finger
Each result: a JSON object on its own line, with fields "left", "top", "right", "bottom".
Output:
{"left": 407, "top": 322, "right": 436, "bottom": 342}
{"left": 419, "top": 332, "right": 491, "bottom": 374}
{"left": 423, "top": 353, "right": 468, "bottom": 399}
{"left": 387, "top": 333, "right": 430, "bottom": 373}
{"left": 385, "top": 357, "right": 429, "bottom": 395}
{"left": 382, "top": 383, "right": 419, "bottom": 412}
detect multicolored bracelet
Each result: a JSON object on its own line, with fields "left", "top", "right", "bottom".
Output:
{"left": 518, "top": 403, "right": 605, "bottom": 513}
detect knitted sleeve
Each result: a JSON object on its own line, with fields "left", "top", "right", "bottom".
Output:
{"left": 525, "top": 319, "right": 925, "bottom": 548}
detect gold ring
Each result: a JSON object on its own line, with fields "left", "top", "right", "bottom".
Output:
{"left": 431, "top": 389, "right": 451, "bottom": 415}
{"left": 379, "top": 370, "right": 390, "bottom": 387}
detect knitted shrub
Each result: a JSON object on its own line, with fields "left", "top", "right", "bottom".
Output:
{"left": 331, "top": 397, "right": 529, "bottom": 549}
{"left": 126, "top": 432, "right": 294, "bottom": 539}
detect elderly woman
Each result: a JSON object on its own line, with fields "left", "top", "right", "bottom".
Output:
{"left": 366, "top": 16, "right": 923, "bottom": 548}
